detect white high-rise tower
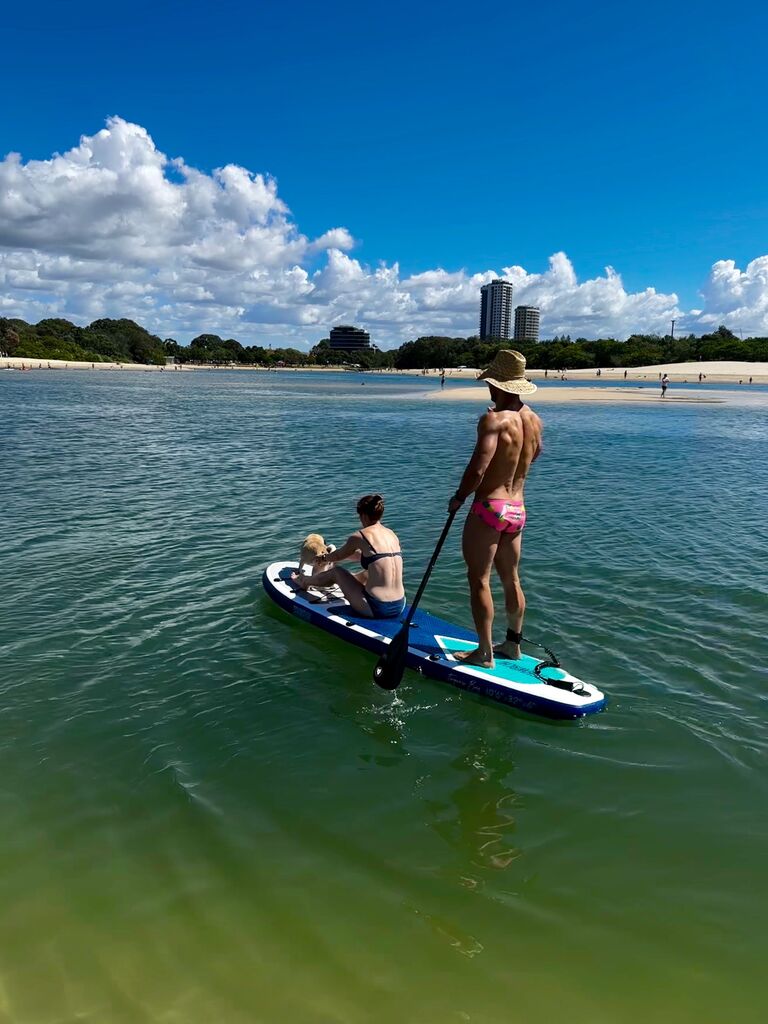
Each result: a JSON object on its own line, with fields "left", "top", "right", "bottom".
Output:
{"left": 514, "top": 305, "right": 540, "bottom": 342}
{"left": 479, "top": 280, "right": 513, "bottom": 340}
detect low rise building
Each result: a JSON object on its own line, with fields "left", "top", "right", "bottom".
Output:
{"left": 329, "top": 326, "right": 372, "bottom": 352}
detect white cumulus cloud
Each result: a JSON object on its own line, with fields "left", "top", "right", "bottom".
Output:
{"left": 1, "top": 117, "right": 767, "bottom": 347}
{"left": 694, "top": 257, "right": 768, "bottom": 331}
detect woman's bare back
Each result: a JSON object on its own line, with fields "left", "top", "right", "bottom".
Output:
{"left": 358, "top": 524, "right": 403, "bottom": 599}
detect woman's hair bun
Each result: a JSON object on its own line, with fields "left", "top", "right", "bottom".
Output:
{"left": 356, "top": 492, "right": 385, "bottom": 521}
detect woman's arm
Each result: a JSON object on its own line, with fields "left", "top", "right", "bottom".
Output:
{"left": 318, "top": 532, "right": 362, "bottom": 566}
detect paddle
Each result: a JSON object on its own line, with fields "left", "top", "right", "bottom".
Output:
{"left": 372, "top": 509, "right": 458, "bottom": 691}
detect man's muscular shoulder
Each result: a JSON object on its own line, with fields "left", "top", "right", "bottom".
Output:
{"left": 477, "top": 409, "right": 502, "bottom": 433}
{"left": 478, "top": 407, "right": 522, "bottom": 439}
{"left": 520, "top": 405, "right": 542, "bottom": 430}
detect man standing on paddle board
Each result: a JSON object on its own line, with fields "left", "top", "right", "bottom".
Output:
{"left": 448, "top": 350, "right": 543, "bottom": 669}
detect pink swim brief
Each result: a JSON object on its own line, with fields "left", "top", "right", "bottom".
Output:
{"left": 470, "top": 498, "right": 526, "bottom": 535}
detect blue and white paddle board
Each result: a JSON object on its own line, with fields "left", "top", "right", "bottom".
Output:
{"left": 262, "top": 561, "right": 606, "bottom": 720}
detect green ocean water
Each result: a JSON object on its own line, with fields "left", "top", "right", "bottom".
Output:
{"left": 1, "top": 369, "right": 767, "bottom": 1024}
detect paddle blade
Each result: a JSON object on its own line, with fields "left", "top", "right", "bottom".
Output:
{"left": 372, "top": 626, "right": 410, "bottom": 690}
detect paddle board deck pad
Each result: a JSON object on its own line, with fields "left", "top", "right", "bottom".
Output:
{"left": 263, "top": 562, "right": 606, "bottom": 720}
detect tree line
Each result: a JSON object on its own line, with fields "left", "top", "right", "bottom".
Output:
{"left": 2, "top": 316, "right": 766, "bottom": 369}
{"left": 392, "top": 327, "right": 768, "bottom": 370}
{"left": 0, "top": 317, "right": 312, "bottom": 367}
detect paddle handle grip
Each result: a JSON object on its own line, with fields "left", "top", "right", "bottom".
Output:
{"left": 405, "top": 509, "right": 458, "bottom": 623}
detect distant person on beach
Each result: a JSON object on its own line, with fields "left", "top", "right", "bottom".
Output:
{"left": 448, "top": 350, "right": 542, "bottom": 668}
{"left": 440, "top": 369, "right": 446, "bottom": 389}
{"left": 624, "top": 370, "right": 627, "bottom": 379}
{"left": 661, "top": 374, "right": 669, "bottom": 398}
{"left": 293, "top": 493, "right": 405, "bottom": 619}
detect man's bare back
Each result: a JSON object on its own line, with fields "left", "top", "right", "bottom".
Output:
{"left": 474, "top": 405, "right": 542, "bottom": 502}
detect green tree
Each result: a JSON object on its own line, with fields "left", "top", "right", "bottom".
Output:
{"left": 0, "top": 319, "right": 20, "bottom": 355}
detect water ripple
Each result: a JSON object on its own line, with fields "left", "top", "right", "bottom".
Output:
{"left": 1, "top": 370, "right": 767, "bottom": 1023}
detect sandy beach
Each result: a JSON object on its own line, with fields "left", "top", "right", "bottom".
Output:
{"left": 429, "top": 385, "right": 735, "bottom": 405}
{"left": 0, "top": 357, "right": 371, "bottom": 373}
{"left": 533, "top": 360, "right": 768, "bottom": 384}
{"left": 0, "top": 357, "right": 190, "bottom": 372}
{"left": 402, "top": 360, "right": 768, "bottom": 384}
{"left": 3, "top": 356, "right": 767, "bottom": 386}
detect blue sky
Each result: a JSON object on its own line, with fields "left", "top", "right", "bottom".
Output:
{"left": 2, "top": 0, "right": 768, "bottom": 344}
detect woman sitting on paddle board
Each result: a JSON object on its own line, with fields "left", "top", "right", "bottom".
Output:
{"left": 293, "top": 494, "right": 406, "bottom": 619}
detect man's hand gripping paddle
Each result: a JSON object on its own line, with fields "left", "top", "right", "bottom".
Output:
{"left": 372, "top": 509, "right": 458, "bottom": 691}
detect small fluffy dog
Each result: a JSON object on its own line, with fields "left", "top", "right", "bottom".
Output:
{"left": 298, "top": 533, "right": 335, "bottom": 577}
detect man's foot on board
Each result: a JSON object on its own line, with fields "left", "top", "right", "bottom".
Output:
{"left": 455, "top": 648, "right": 495, "bottom": 669}
{"left": 492, "top": 640, "right": 521, "bottom": 661}
{"left": 290, "top": 573, "right": 309, "bottom": 590}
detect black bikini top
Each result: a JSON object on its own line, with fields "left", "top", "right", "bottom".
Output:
{"left": 360, "top": 530, "right": 402, "bottom": 570}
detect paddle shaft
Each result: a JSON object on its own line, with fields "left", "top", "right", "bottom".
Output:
{"left": 402, "top": 508, "right": 458, "bottom": 626}
{"left": 372, "top": 509, "right": 458, "bottom": 689}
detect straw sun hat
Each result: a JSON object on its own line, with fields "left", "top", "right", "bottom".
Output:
{"left": 477, "top": 349, "right": 537, "bottom": 395}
